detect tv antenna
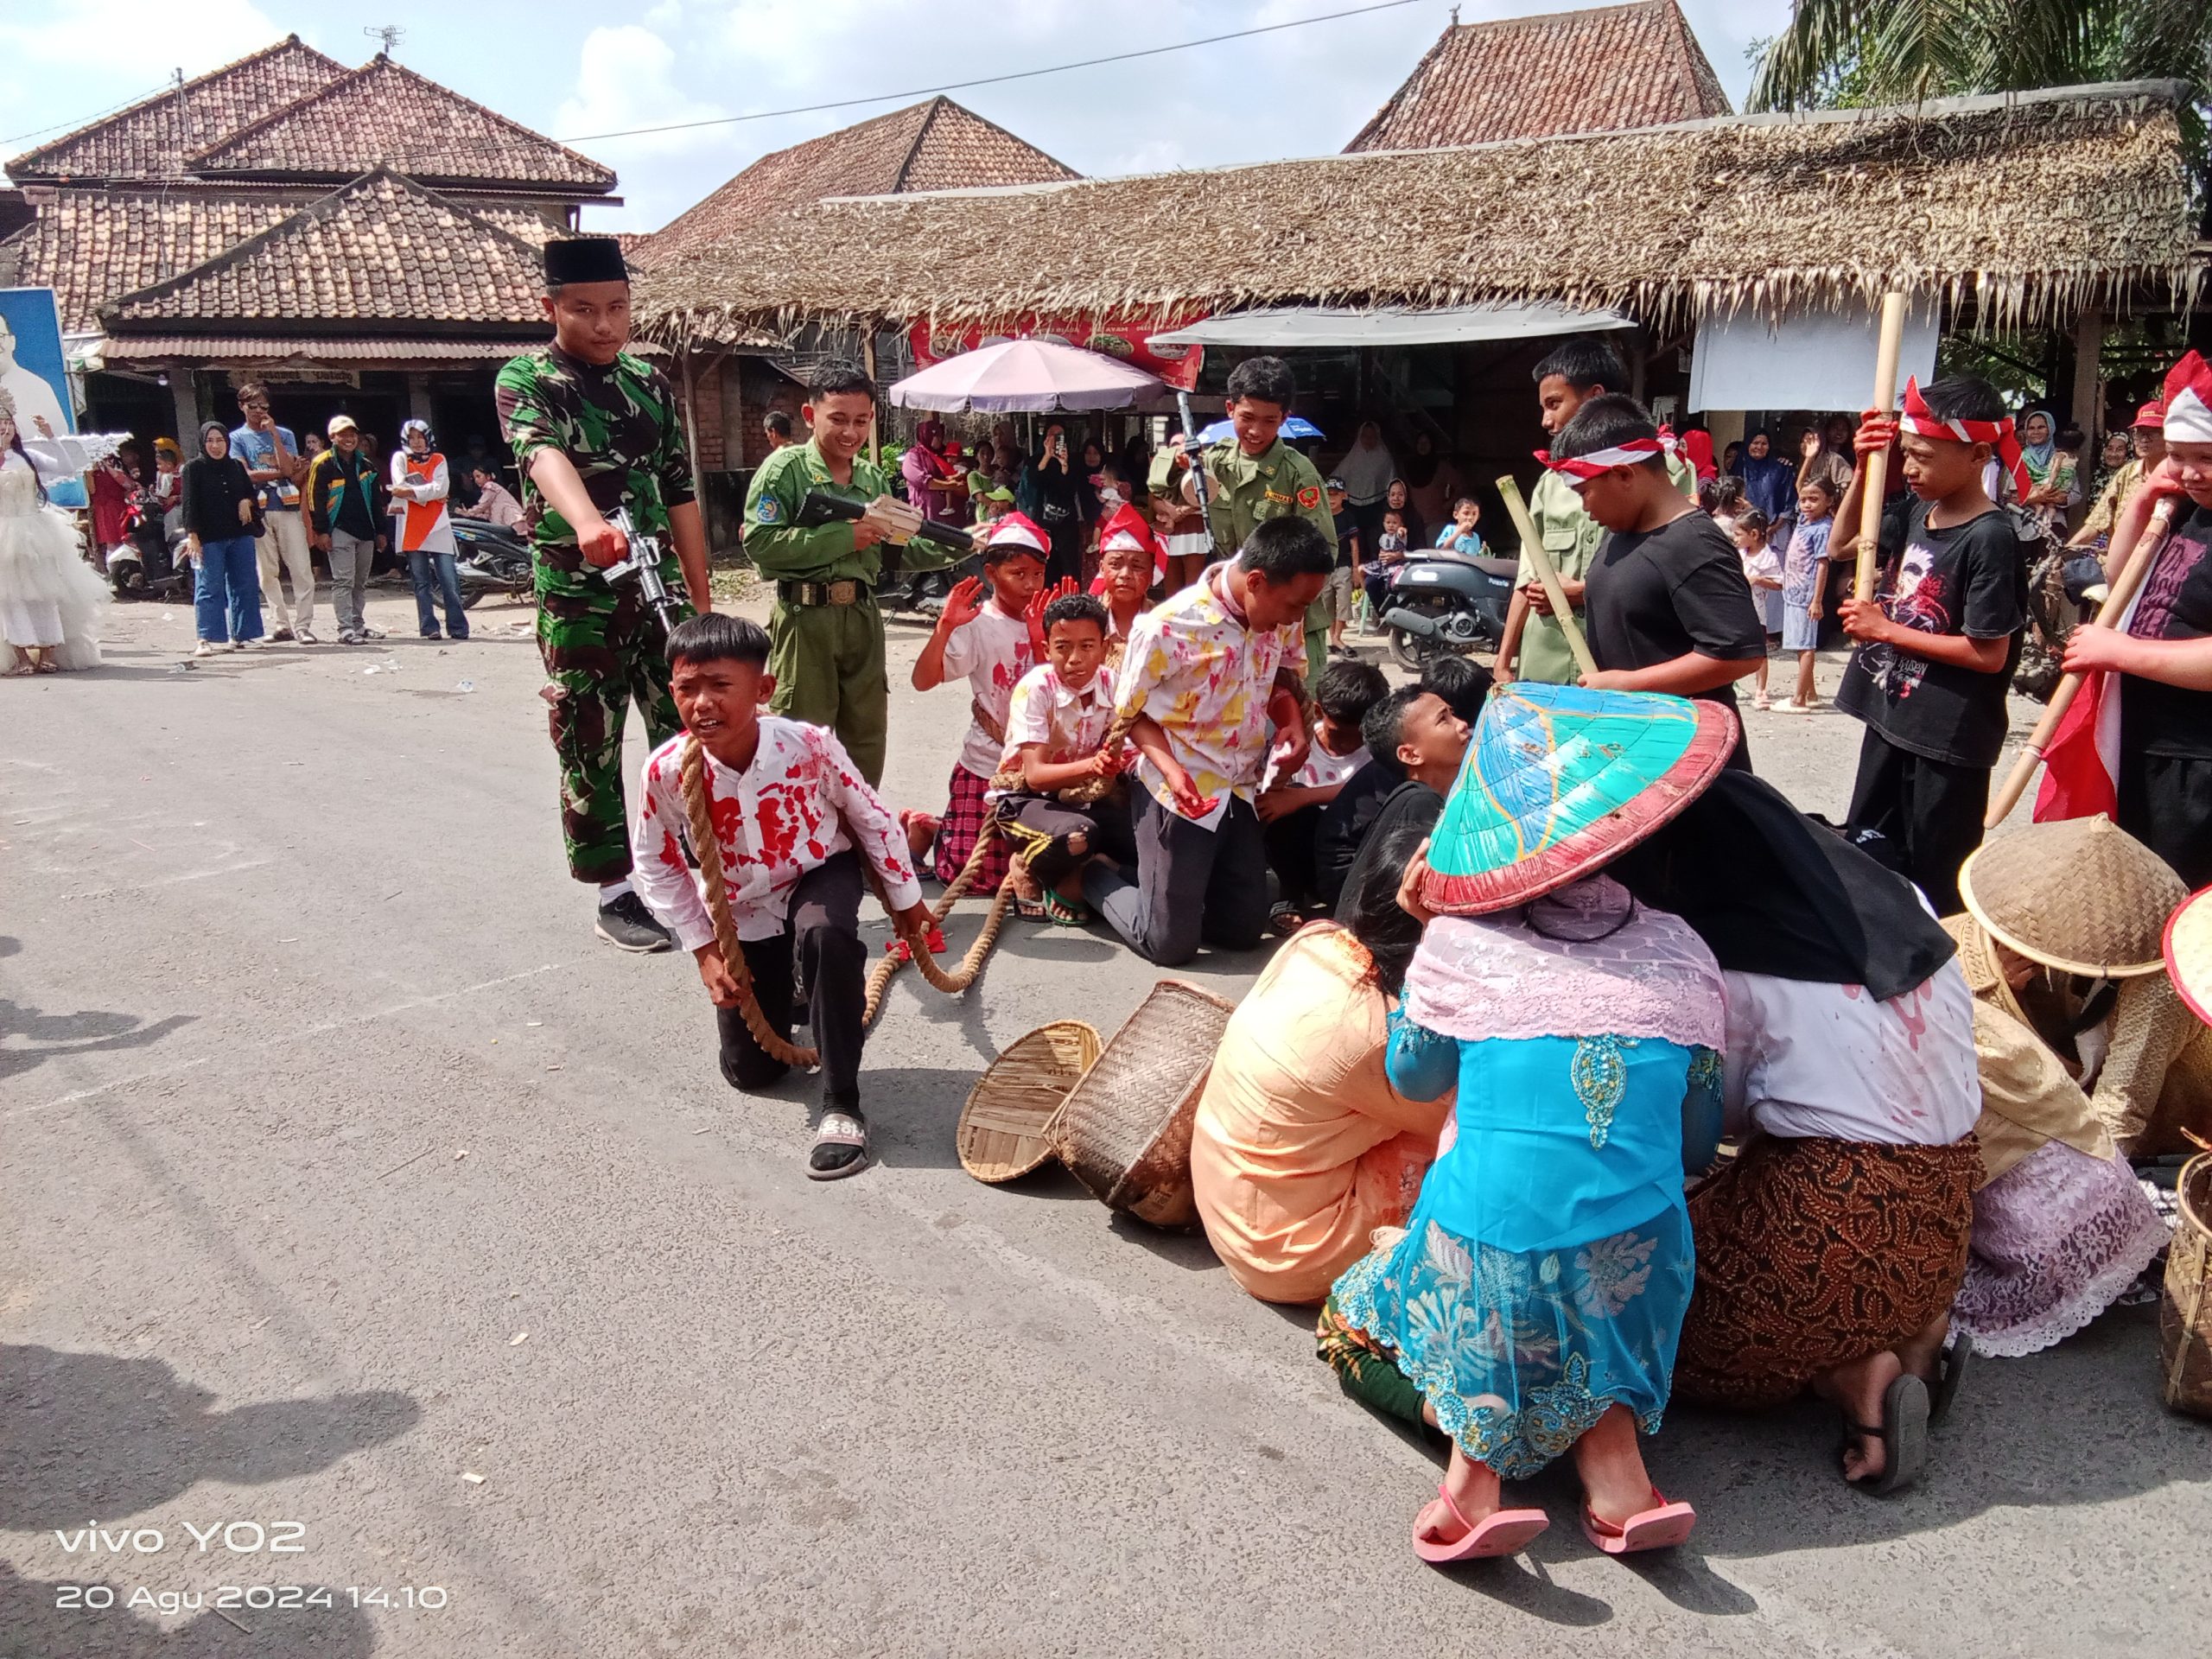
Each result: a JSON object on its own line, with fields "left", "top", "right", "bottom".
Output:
{"left": 365, "top": 24, "right": 404, "bottom": 57}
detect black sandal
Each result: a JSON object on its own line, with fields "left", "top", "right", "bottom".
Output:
{"left": 808, "top": 1109, "right": 870, "bottom": 1180}
{"left": 1929, "top": 1335, "right": 1972, "bottom": 1428}
{"left": 1843, "top": 1373, "right": 1929, "bottom": 1496}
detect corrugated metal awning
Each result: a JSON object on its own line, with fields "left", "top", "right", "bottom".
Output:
{"left": 99, "top": 336, "right": 544, "bottom": 363}
{"left": 1147, "top": 304, "right": 1635, "bottom": 349}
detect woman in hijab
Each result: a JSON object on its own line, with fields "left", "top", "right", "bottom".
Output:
{"left": 1320, "top": 683, "right": 1732, "bottom": 1563}
{"left": 1382, "top": 475, "right": 1425, "bottom": 554}
{"left": 1736, "top": 430, "right": 1797, "bottom": 524}
{"left": 178, "top": 420, "right": 264, "bottom": 655}
{"left": 1019, "top": 422, "right": 1084, "bottom": 587}
{"left": 1611, "top": 772, "right": 1984, "bottom": 1495}
{"left": 1401, "top": 430, "right": 1461, "bottom": 532}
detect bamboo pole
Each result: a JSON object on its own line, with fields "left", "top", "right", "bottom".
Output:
{"left": 1496, "top": 474, "right": 1598, "bottom": 681}
{"left": 1854, "top": 293, "right": 1910, "bottom": 601}
{"left": 1984, "top": 494, "right": 2179, "bottom": 829}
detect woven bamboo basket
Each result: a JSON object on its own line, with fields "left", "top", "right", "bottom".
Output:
{"left": 1048, "top": 979, "right": 1235, "bottom": 1229}
{"left": 956, "top": 1020, "right": 1102, "bottom": 1185}
{"left": 2159, "top": 1151, "right": 2212, "bottom": 1419}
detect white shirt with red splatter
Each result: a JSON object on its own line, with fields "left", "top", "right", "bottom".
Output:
{"left": 631, "top": 718, "right": 922, "bottom": 949}
{"left": 993, "top": 661, "right": 1118, "bottom": 794}
{"left": 938, "top": 601, "right": 1034, "bottom": 779}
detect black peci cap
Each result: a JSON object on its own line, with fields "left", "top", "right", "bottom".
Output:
{"left": 543, "top": 236, "right": 628, "bottom": 287}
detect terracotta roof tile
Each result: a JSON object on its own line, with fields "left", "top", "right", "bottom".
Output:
{"left": 105, "top": 170, "right": 548, "bottom": 329}
{"left": 6, "top": 36, "right": 346, "bottom": 183}
{"left": 640, "top": 97, "right": 1075, "bottom": 265}
{"left": 1345, "top": 0, "right": 1731, "bottom": 153}
{"left": 189, "top": 55, "right": 614, "bottom": 190}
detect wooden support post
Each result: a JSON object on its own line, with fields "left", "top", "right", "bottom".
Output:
{"left": 167, "top": 367, "right": 201, "bottom": 444}
{"left": 2070, "top": 306, "right": 2105, "bottom": 442}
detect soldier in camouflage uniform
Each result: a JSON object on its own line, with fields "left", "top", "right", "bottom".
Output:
{"left": 742, "top": 360, "right": 922, "bottom": 788}
{"left": 495, "top": 235, "right": 711, "bottom": 951}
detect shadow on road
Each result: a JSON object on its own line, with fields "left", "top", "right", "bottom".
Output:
{"left": 0, "top": 996, "right": 195, "bottom": 1082}
{"left": 0, "top": 1344, "right": 419, "bottom": 1532}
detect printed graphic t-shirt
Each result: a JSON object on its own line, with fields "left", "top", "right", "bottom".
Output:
{"left": 1835, "top": 499, "right": 2026, "bottom": 769}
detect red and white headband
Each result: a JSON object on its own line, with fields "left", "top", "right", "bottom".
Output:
{"left": 1898, "top": 377, "right": 2029, "bottom": 499}
{"left": 2162, "top": 350, "right": 2212, "bottom": 446}
{"left": 1536, "top": 435, "right": 1669, "bottom": 480}
{"left": 985, "top": 511, "right": 1049, "bottom": 556}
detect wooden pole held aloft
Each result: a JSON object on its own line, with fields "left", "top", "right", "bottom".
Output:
{"left": 1497, "top": 474, "right": 1598, "bottom": 681}
{"left": 1853, "top": 293, "right": 1910, "bottom": 602}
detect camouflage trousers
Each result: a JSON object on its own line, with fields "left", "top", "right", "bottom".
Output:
{"left": 537, "top": 584, "right": 688, "bottom": 885}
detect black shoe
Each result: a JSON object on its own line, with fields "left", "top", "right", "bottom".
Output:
{"left": 594, "top": 891, "right": 674, "bottom": 952}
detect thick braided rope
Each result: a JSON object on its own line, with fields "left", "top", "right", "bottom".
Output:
{"left": 678, "top": 734, "right": 820, "bottom": 1069}
{"left": 861, "top": 817, "right": 1021, "bottom": 1020}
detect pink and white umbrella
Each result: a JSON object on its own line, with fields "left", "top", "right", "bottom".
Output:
{"left": 887, "top": 337, "right": 1161, "bottom": 413}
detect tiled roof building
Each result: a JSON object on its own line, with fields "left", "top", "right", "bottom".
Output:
{"left": 0, "top": 35, "right": 614, "bottom": 459}
{"left": 1344, "top": 0, "right": 1731, "bottom": 153}
{"left": 642, "top": 97, "right": 1077, "bottom": 267}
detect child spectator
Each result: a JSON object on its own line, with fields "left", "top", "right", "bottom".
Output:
{"left": 1433, "top": 496, "right": 1484, "bottom": 559}
{"left": 1830, "top": 375, "right": 2031, "bottom": 914}
{"left": 1777, "top": 474, "right": 1838, "bottom": 713}
{"left": 1087, "top": 515, "right": 1334, "bottom": 964}
{"left": 631, "top": 613, "right": 928, "bottom": 1180}
{"left": 1361, "top": 508, "right": 1412, "bottom": 623}
{"left": 1730, "top": 507, "right": 1782, "bottom": 710}
{"left": 906, "top": 514, "right": 1046, "bottom": 890}
{"left": 1549, "top": 394, "right": 1766, "bottom": 766}
{"left": 991, "top": 591, "right": 1135, "bottom": 925}
{"left": 1260, "top": 658, "right": 1389, "bottom": 931}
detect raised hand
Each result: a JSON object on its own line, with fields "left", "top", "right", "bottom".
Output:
{"left": 939, "top": 575, "right": 986, "bottom": 632}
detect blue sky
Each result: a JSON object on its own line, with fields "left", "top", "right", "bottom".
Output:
{"left": 3, "top": 1, "right": 1776, "bottom": 233}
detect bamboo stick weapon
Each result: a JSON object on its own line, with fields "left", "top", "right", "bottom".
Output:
{"left": 1496, "top": 474, "right": 1599, "bottom": 680}
{"left": 1983, "top": 494, "right": 2180, "bottom": 829}
{"left": 1854, "top": 293, "right": 1910, "bottom": 601}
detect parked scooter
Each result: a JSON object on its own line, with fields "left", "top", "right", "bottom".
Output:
{"left": 1376, "top": 550, "right": 1516, "bottom": 670}
{"left": 108, "top": 490, "right": 191, "bottom": 601}
{"left": 453, "top": 515, "right": 533, "bottom": 609}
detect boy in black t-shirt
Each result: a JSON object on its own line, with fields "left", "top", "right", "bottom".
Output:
{"left": 1830, "top": 374, "right": 2029, "bottom": 914}
{"left": 2059, "top": 349, "right": 2212, "bottom": 886}
{"left": 1547, "top": 395, "right": 1767, "bottom": 767}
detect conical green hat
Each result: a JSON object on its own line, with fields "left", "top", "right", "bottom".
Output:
{"left": 1420, "top": 683, "right": 1738, "bottom": 917}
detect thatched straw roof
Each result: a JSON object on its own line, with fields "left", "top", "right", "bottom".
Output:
{"left": 639, "top": 81, "right": 2200, "bottom": 349}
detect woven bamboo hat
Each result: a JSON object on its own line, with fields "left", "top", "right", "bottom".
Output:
{"left": 957, "top": 1020, "right": 1101, "bottom": 1184}
{"left": 1418, "top": 682, "right": 1737, "bottom": 918}
{"left": 1959, "top": 816, "right": 2186, "bottom": 978}
{"left": 2164, "top": 887, "right": 2212, "bottom": 1025}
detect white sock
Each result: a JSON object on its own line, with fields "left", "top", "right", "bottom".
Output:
{"left": 598, "top": 879, "right": 632, "bottom": 903}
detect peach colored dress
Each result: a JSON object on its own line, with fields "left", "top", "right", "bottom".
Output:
{"left": 1190, "top": 925, "right": 1451, "bottom": 1305}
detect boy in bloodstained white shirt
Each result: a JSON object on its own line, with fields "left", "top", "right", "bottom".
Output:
{"left": 1257, "top": 657, "right": 1388, "bottom": 931}
{"left": 632, "top": 613, "right": 929, "bottom": 1180}
{"left": 989, "top": 591, "right": 1136, "bottom": 921}
{"left": 903, "top": 513, "right": 1050, "bottom": 890}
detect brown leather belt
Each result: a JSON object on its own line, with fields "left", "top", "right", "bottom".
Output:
{"left": 777, "top": 578, "right": 868, "bottom": 607}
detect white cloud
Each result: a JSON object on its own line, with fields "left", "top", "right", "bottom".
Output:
{"left": 1, "top": 0, "right": 280, "bottom": 149}
{"left": 557, "top": 25, "right": 728, "bottom": 153}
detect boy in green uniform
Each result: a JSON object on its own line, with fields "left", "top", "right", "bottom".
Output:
{"left": 741, "top": 361, "right": 923, "bottom": 787}
{"left": 1497, "top": 337, "right": 1694, "bottom": 684}
{"left": 495, "top": 235, "right": 710, "bottom": 952}
{"left": 1185, "top": 356, "right": 1338, "bottom": 687}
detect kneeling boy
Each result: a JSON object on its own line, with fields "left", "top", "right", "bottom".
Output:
{"left": 992, "top": 592, "right": 1135, "bottom": 920}
{"left": 632, "top": 614, "right": 931, "bottom": 1180}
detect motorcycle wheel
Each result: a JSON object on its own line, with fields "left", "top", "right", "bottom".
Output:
{"left": 1387, "top": 626, "right": 1435, "bottom": 672}
{"left": 461, "top": 587, "right": 486, "bottom": 610}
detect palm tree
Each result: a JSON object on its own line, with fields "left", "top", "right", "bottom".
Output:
{"left": 1749, "top": 0, "right": 2211, "bottom": 116}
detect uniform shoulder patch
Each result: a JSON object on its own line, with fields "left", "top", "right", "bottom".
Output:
{"left": 1295, "top": 484, "right": 1323, "bottom": 510}
{"left": 753, "top": 493, "right": 782, "bottom": 524}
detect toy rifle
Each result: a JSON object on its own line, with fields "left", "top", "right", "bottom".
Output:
{"left": 602, "top": 505, "right": 688, "bottom": 639}
{"left": 1175, "top": 389, "right": 1214, "bottom": 537}
{"left": 798, "top": 489, "right": 976, "bottom": 570}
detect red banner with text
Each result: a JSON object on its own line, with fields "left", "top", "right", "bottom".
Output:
{"left": 908, "top": 313, "right": 1207, "bottom": 391}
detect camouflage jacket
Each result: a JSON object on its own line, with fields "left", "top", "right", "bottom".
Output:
{"left": 495, "top": 345, "right": 694, "bottom": 598}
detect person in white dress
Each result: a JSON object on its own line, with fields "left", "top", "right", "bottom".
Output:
{"left": 0, "top": 385, "right": 109, "bottom": 675}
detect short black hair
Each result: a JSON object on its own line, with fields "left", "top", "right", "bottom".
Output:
{"left": 1553, "top": 393, "right": 1667, "bottom": 471}
{"left": 1917, "top": 374, "right": 2006, "bottom": 428}
{"left": 1237, "top": 514, "right": 1334, "bottom": 582}
{"left": 1450, "top": 494, "right": 1479, "bottom": 513}
{"left": 1360, "top": 684, "right": 1430, "bottom": 781}
{"left": 2056, "top": 423, "right": 2087, "bottom": 451}
{"left": 1419, "top": 654, "right": 1491, "bottom": 725}
{"left": 1735, "top": 505, "right": 1770, "bottom": 537}
{"left": 762, "top": 410, "right": 794, "bottom": 438}
{"left": 666, "top": 612, "right": 770, "bottom": 669}
{"left": 1313, "top": 658, "right": 1389, "bottom": 728}
{"left": 1042, "top": 592, "right": 1108, "bottom": 635}
{"left": 1225, "top": 355, "right": 1297, "bottom": 410}
{"left": 807, "top": 359, "right": 876, "bottom": 404}
{"left": 1343, "top": 815, "right": 1435, "bottom": 997}
{"left": 1532, "top": 336, "right": 1626, "bottom": 395}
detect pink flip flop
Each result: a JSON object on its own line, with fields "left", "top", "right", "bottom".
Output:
{"left": 1412, "top": 1485, "right": 1549, "bottom": 1564}
{"left": 1580, "top": 1490, "right": 1696, "bottom": 1555}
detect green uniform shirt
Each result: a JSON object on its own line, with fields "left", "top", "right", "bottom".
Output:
{"left": 1199, "top": 437, "right": 1338, "bottom": 558}
{"left": 1513, "top": 452, "right": 1695, "bottom": 684}
{"left": 494, "top": 345, "right": 693, "bottom": 600}
{"left": 744, "top": 438, "right": 891, "bottom": 585}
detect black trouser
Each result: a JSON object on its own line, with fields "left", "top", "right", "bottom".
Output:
{"left": 715, "top": 853, "right": 865, "bottom": 1109}
{"left": 2119, "top": 748, "right": 2212, "bottom": 888}
{"left": 1082, "top": 788, "right": 1269, "bottom": 966}
{"left": 994, "top": 789, "right": 1136, "bottom": 887}
{"left": 1843, "top": 730, "right": 1989, "bottom": 917}
{"left": 1262, "top": 803, "right": 1325, "bottom": 912}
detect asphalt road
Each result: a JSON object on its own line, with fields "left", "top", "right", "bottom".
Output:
{"left": 3, "top": 589, "right": 2206, "bottom": 1658}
